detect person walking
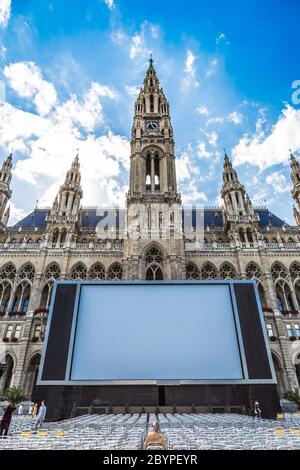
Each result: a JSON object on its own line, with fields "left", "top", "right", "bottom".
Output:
{"left": 144, "top": 422, "right": 167, "bottom": 450}
{"left": 18, "top": 403, "right": 23, "bottom": 416}
{"left": 254, "top": 400, "right": 262, "bottom": 419}
{"left": 0, "top": 404, "right": 16, "bottom": 437}
{"left": 34, "top": 401, "right": 47, "bottom": 431}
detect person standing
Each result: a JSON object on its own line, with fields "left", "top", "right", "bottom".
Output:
{"left": 32, "top": 403, "right": 38, "bottom": 418}
{"left": 28, "top": 403, "right": 33, "bottom": 417}
{"left": 254, "top": 400, "right": 262, "bottom": 419}
{"left": 0, "top": 404, "right": 16, "bottom": 436}
{"left": 34, "top": 401, "right": 47, "bottom": 430}
{"left": 18, "top": 403, "right": 23, "bottom": 416}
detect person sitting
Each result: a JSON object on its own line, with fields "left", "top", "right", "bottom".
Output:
{"left": 144, "top": 422, "right": 167, "bottom": 450}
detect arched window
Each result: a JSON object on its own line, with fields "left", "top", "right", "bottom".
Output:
{"left": 107, "top": 263, "right": 123, "bottom": 280}
{"left": 154, "top": 154, "right": 160, "bottom": 190}
{"left": 271, "top": 262, "right": 288, "bottom": 281}
{"left": 12, "top": 282, "right": 31, "bottom": 313}
{"left": 145, "top": 245, "right": 164, "bottom": 281}
{"left": 89, "top": 262, "right": 106, "bottom": 280}
{"left": 186, "top": 262, "right": 200, "bottom": 280}
{"left": 18, "top": 263, "right": 35, "bottom": 282}
{"left": 40, "top": 284, "right": 52, "bottom": 309}
{"left": 0, "top": 283, "right": 11, "bottom": 312}
{"left": 246, "top": 262, "right": 263, "bottom": 280}
{"left": 44, "top": 263, "right": 60, "bottom": 281}
{"left": 146, "top": 153, "right": 151, "bottom": 190}
{"left": 201, "top": 262, "right": 218, "bottom": 279}
{"left": 290, "top": 262, "right": 300, "bottom": 281}
{"left": 146, "top": 264, "right": 163, "bottom": 280}
{"left": 219, "top": 262, "right": 237, "bottom": 280}
{"left": 69, "top": 263, "right": 87, "bottom": 280}
{"left": 145, "top": 246, "right": 163, "bottom": 265}
{"left": 0, "top": 263, "right": 16, "bottom": 281}
{"left": 150, "top": 94, "right": 154, "bottom": 112}
{"left": 0, "top": 355, "right": 14, "bottom": 392}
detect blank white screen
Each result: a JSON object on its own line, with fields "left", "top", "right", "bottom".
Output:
{"left": 70, "top": 284, "right": 243, "bottom": 381}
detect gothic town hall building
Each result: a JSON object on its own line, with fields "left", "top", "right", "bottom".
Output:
{"left": 0, "top": 60, "right": 300, "bottom": 399}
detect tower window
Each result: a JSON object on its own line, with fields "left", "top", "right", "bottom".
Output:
{"left": 150, "top": 94, "right": 154, "bottom": 113}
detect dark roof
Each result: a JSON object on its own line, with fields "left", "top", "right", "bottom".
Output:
{"left": 10, "top": 207, "right": 288, "bottom": 231}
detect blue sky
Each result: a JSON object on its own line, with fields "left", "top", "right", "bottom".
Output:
{"left": 0, "top": 0, "right": 299, "bottom": 224}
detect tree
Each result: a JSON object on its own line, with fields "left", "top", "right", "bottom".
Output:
{"left": 1, "top": 386, "right": 27, "bottom": 406}
{"left": 284, "top": 388, "right": 300, "bottom": 408}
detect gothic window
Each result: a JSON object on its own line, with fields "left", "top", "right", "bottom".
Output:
{"left": 52, "top": 230, "right": 59, "bottom": 244}
{"left": 186, "top": 263, "right": 200, "bottom": 280}
{"left": 246, "top": 229, "right": 253, "bottom": 243}
{"left": 154, "top": 154, "right": 160, "bottom": 190}
{"left": 40, "top": 283, "right": 53, "bottom": 309}
{"left": 150, "top": 94, "right": 154, "bottom": 112}
{"left": 89, "top": 262, "right": 106, "bottom": 280}
{"left": 69, "top": 263, "right": 87, "bottom": 280}
{"left": 290, "top": 262, "right": 300, "bottom": 281}
{"left": 219, "top": 262, "right": 237, "bottom": 280}
{"left": 0, "top": 263, "right": 16, "bottom": 280}
{"left": 271, "top": 262, "right": 288, "bottom": 281}
{"left": 0, "top": 282, "right": 11, "bottom": 312}
{"left": 146, "top": 154, "right": 151, "bottom": 190}
{"left": 145, "top": 245, "right": 164, "bottom": 281}
{"left": 18, "top": 263, "right": 35, "bottom": 282}
{"left": 246, "top": 262, "right": 263, "bottom": 280}
{"left": 201, "top": 262, "right": 218, "bottom": 279}
{"left": 107, "top": 263, "right": 123, "bottom": 280}
{"left": 146, "top": 264, "right": 163, "bottom": 281}
{"left": 12, "top": 282, "right": 31, "bottom": 313}
{"left": 145, "top": 246, "right": 163, "bottom": 265}
{"left": 44, "top": 263, "right": 60, "bottom": 281}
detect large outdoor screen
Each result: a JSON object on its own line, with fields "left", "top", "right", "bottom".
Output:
{"left": 70, "top": 283, "right": 243, "bottom": 381}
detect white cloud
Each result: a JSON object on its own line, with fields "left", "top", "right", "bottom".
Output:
{"left": 197, "top": 142, "right": 212, "bottom": 159}
{"left": 130, "top": 33, "right": 148, "bottom": 60}
{"left": 104, "top": 0, "right": 115, "bottom": 9}
{"left": 0, "top": 0, "right": 11, "bottom": 27}
{"left": 228, "top": 111, "right": 243, "bottom": 125}
{"left": 0, "top": 61, "right": 130, "bottom": 223}
{"left": 196, "top": 106, "right": 209, "bottom": 115}
{"left": 208, "top": 131, "right": 218, "bottom": 146}
{"left": 125, "top": 85, "right": 140, "bottom": 97}
{"left": 205, "top": 58, "right": 218, "bottom": 78}
{"left": 265, "top": 171, "right": 289, "bottom": 194}
{"left": 4, "top": 62, "right": 57, "bottom": 115}
{"left": 181, "top": 180, "right": 207, "bottom": 203}
{"left": 232, "top": 105, "right": 300, "bottom": 169}
{"left": 182, "top": 49, "right": 199, "bottom": 89}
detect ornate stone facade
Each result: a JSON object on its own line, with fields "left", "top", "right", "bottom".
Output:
{"left": 0, "top": 60, "right": 300, "bottom": 398}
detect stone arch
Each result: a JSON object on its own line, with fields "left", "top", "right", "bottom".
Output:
{"left": 89, "top": 262, "right": 106, "bottom": 280}
{"left": 271, "top": 351, "right": 286, "bottom": 396}
{"left": 24, "top": 353, "right": 41, "bottom": 398}
{"left": 144, "top": 243, "right": 164, "bottom": 280}
{"left": 0, "top": 354, "right": 15, "bottom": 392}
{"left": 17, "top": 262, "right": 35, "bottom": 282}
{"left": 0, "top": 262, "right": 16, "bottom": 281}
{"left": 44, "top": 262, "right": 61, "bottom": 281}
{"left": 271, "top": 261, "right": 288, "bottom": 281}
{"left": 69, "top": 262, "right": 87, "bottom": 280}
{"left": 245, "top": 261, "right": 263, "bottom": 280}
{"left": 186, "top": 262, "right": 200, "bottom": 280}
{"left": 201, "top": 262, "right": 218, "bottom": 280}
{"left": 219, "top": 261, "right": 237, "bottom": 280}
{"left": 106, "top": 262, "right": 123, "bottom": 280}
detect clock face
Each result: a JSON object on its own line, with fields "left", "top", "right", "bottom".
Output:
{"left": 145, "top": 121, "right": 159, "bottom": 132}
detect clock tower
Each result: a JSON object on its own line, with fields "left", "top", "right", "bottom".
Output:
{"left": 124, "top": 58, "right": 185, "bottom": 280}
